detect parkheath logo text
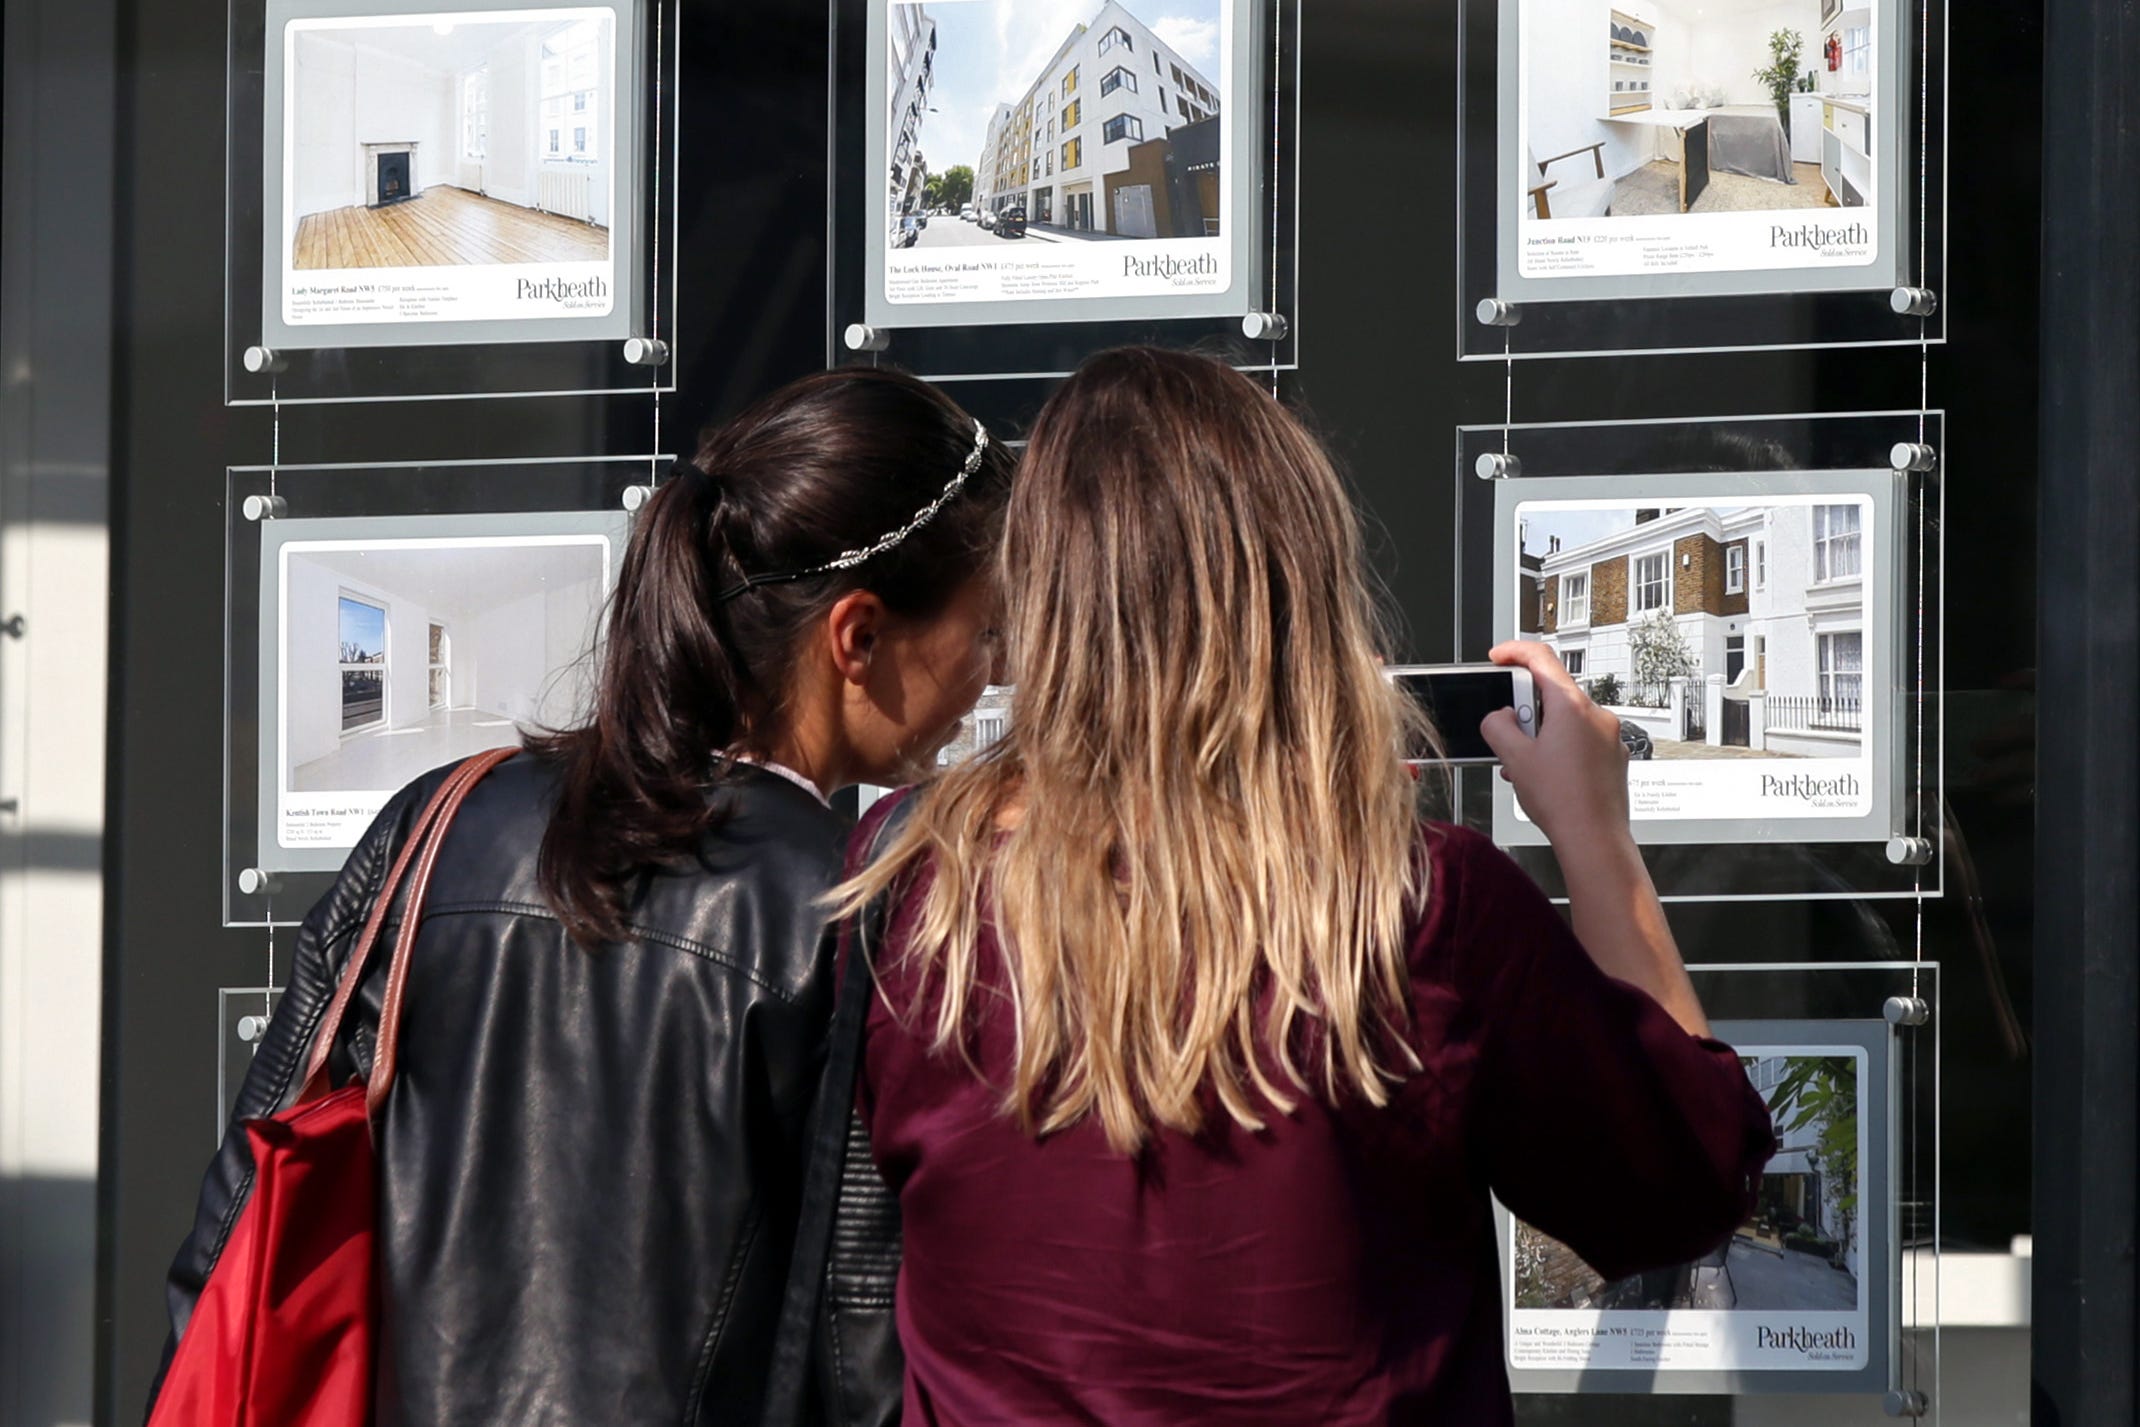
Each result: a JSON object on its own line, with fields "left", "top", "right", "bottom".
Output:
{"left": 517, "top": 275, "right": 609, "bottom": 302}
{"left": 1761, "top": 772, "right": 1862, "bottom": 802}
{"left": 1771, "top": 221, "right": 1871, "bottom": 249}
{"left": 1757, "top": 1325, "right": 1858, "bottom": 1354}
{"left": 1124, "top": 253, "right": 1220, "bottom": 281}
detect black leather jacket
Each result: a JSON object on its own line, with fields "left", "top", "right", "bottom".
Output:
{"left": 153, "top": 757, "right": 901, "bottom": 1426}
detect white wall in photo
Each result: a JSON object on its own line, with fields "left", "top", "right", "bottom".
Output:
{"left": 1523, "top": 0, "right": 1660, "bottom": 182}
{"left": 291, "top": 32, "right": 458, "bottom": 217}
{"left": 1678, "top": 0, "right": 1820, "bottom": 108}
{"left": 484, "top": 29, "right": 539, "bottom": 207}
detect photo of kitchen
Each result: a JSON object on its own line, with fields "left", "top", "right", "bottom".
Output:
{"left": 1519, "top": 0, "right": 1879, "bottom": 222}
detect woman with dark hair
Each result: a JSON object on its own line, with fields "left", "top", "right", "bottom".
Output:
{"left": 153, "top": 367, "right": 1012, "bottom": 1426}
{"left": 838, "top": 347, "right": 1773, "bottom": 1425}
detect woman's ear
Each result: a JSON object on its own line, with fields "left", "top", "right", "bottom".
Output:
{"left": 825, "top": 589, "right": 886, "bottom": 688}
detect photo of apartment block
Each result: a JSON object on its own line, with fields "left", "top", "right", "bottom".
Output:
{"left": 894, "top": 0, "right": 1224, "bottom": 244}
{"left": 1517, "top": 499, "right": 1870, "bottom": 760}
{"left": 934, "top": 685, "right": 1015, "bottom": 768}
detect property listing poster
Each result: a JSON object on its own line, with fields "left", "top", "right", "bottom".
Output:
{"left": 1507, "top": 1045, "right": 1871, "bottom": 1375}
{"left": 880, "top": 0, "right": 1234, "bottom": 307}
{"left": 274, "top": 533, "right": 612, "bottom": 850}
{"left": 1510, "top": 492, "right": 1878, "bottom": 826}
{"left": 1514, "top": 0, "right": 1885, "bottom": 282}
{"left": 277, "top": 6, "right": 622, "bottom": 329}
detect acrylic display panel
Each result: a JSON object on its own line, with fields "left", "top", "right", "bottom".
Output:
{"left": 227, "top": 0, "right": 679, "bottom": 402}
{"left": 830, "top": 0, "right": 1299, "bottom": 380}
{"left": 1503, "top": 961, "right": 1940, "bottom": 1413}
{"left": 1456, "top": 0, "right": 1948, "bottom": 358}
{"left": 225, "top": 456, "right": 661, "bottom": 926}
{"left": 1454, "top": 412, "right": 1944, "bottom": 901}
{"left": 1493, "top": 470, "right": 1902, "bottom": 847}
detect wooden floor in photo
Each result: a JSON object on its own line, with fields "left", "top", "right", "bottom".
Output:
{"left": 293, "top": 186, "right": 609, "bottom": 270}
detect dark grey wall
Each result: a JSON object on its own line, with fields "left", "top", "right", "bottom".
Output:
{"left": 97, "top": 1, "right": 2047, "bottom": 1423}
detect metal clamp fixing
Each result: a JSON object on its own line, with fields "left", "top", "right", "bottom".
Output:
{"left": 1885, "top": 834, "right": 1934, "bottom": 866}
{"left": 1240, "top": 311, "right": 1290, "bottom": 342}
{"left": 1474, "top": 298, "right": 1522, "bottom": 328}
{"left": 1883, "top": 996, "right": 1931, "bottom": 1029}
{"left": 1474, "top": 452, "right": 1523, "bottom": 481}
{"left": 1889, "top": 443, "right": 1937, "bottom": 474}
{"left": 622, "top": 337, "right": 670, "bottom": 368}
{"left": 242, "top": 346, "right": 288, "bottom": 375}
{"left": 1889, "top": 287, "right": 1939, "bottom": 318}
{"left": 622, "top": 484, "right": 656, "bottom": 512}
{"left": 242, "top": 494, "right": 289, "bottom": 522}
{"left": 236, "top": 868, "right": 281, "bottom": 897}
{"left": 1883, "top": 1388, "right": 1930, "bottom": 1417}
{"left": 843, "top": 324, "right": 892, "bottom": 353}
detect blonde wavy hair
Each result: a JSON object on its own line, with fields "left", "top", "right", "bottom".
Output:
{"left": 836, "top": 347, "right": 1434, "bottom": 1153}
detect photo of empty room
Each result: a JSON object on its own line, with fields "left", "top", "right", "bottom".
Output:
{"left": 280, "top": 536, "right": 608, "bottom": 799}
{"left": 284, "top": 8, "right": 616, "bottom": 271}
{"left": 1520, "top": 0, "right": 1878, "bottom": 222}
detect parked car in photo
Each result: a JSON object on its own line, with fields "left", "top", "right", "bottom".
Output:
{"left": 959, "top": 204, "right": 976, "bottom": 222}
{"left": 995, "top": 206, "right": 1028, "bottom": 238}
{"left": 1617, "top": 719, "right": 1654, "bottom": 761}
{"left": 893, "top": 212, "right": 923, "bottom": 248}
{"left": 978, "top": 209, "right": 998, "bottom": 230}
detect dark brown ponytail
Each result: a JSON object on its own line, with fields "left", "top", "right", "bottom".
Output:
{"left": 528, "top": 367, "right": 1013, "bottom": 948}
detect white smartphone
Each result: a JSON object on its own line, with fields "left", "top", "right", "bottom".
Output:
{"left": 1385, "top": 663, "right": 1539, "bottom": 764}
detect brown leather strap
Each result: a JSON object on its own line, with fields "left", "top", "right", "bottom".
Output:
{"left": 295, "top": 749, "right": 514, "bottom": 1104}
{"left": 364, "top": 747, "right": 518, "bottom": 1119}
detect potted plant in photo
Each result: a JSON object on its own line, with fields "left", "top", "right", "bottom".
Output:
{"left": 1754, "top": 29, "right": 1807, "bottom": 136}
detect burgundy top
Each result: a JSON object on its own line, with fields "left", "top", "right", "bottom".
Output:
{"left": 850, "top": 814, "right": 1775, "bottom": 1426}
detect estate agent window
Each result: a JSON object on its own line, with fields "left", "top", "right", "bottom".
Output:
{"left": 1726, "top": 544, "right": 1747, "bottom": 594}
{"left": 1101, "top": 66, "right": 1137, "bottom": 97}
{"left": 1813, "top": 504, "right": 1863, "bottom": 582}
{"left": 1104, "top": 114, "right": 1143, "bottom": 143}
{"left": 1632, "top": 551, "right": 1670, "bottom": 613}
{"left": 338, "top": 594, "right": 387, "bottom": 735}
{"left": 1818, "top": 631, "right": 1864, "bottom": 712}
{"left": 1562, "top": 570, "right": 1590, "bottom": 626}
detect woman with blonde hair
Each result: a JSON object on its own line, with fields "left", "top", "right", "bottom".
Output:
{"left": 838, "top": 347, "right": 1774, "bottom": 1424}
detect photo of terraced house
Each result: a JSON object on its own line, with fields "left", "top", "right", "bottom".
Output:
{"left": 1513, "top": 1050, "right": 1862, "bottom": 1314}
{"left": 1516, "top": 497, "right": 1872, "bottom": 761}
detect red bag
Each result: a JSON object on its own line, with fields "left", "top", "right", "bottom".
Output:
{"left": 148, "top": 749, "right": 517, "bottom": 1426}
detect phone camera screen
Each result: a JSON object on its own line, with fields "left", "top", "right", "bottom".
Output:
{"left": 1393, "top": 672, "right": 1513, "bottom": 762}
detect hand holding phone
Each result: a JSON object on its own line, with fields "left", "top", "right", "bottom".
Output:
{"left": 1478, "top": 640, "right": 1634, "bottom": 846}
{"left": 1385, "top": 663, "right": 1540, "bottom": 764}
